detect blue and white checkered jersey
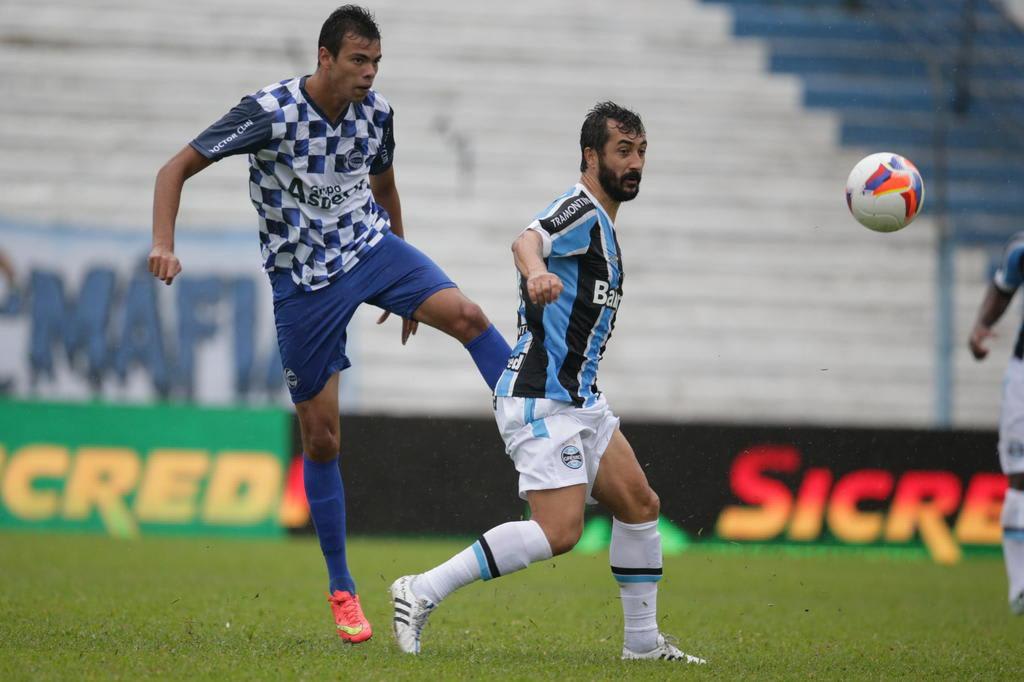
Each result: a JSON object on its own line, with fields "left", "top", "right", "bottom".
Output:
{"left": 191, "top": 76, "right": 396, "bottom": 291}
{"left": 993, "top": 231, "right": 1024, "bottom": 359}
{"left": 495, "top": 184, "right": 624, "bottom": 408}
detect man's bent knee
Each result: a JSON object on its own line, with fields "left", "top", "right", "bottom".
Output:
{"left": 414, "top": 289, "right": 491, "bottom": 343}
{"left": 640, "top": 488, "right": 661, "bottom": 520}
{"left": 536, "top": 517, "right": 583, "bottom": 556}
{"left": 302, "top": 422, "right": 340, "bottom": 461}
{"left": 617, "top": 487, "right": 660, "bottom": 524}
{"left": 455, "top": 300, "right": 489, "bottom": 341}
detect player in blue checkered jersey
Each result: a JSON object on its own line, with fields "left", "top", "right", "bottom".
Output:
{"left": 969, "top": 231, "right": 1024, "bottom": 616}
{"left": 390, "top": 103, "right": 705, "bottom": 664}
{"left": 147, "top": 5, "right": 512, "bottom": 643}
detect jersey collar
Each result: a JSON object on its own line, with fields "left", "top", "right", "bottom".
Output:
{"left": 576, "top": 182, "right": 614, "bottom": 227}
{"left": 299, "top": 75, "right": 351, "bottom": 129}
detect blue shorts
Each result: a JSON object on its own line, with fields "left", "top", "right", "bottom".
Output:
{"left": 271, "top": 232, "right": 457, "bottom": 403}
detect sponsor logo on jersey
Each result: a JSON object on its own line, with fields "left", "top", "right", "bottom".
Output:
{"left": 287, "top": 178, "right": 369, "bottom": 209}
{"left": 561, "top": 445, "right": 583, "bottom": 470}
{"left": 208, "top": 119, "right": 255, "bottom": 155}
{"left": 543, "top": 197, "right": 592, "bottom": 231}
{"left": 506, "top": 353, "right": 526, "bottom": 372}
{"left": 592, "top": 280, "right": 621, "bottom": 309}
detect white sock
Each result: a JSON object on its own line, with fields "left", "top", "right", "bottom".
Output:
{"left": 413, "top": 520, "right": 552, "bottom": 604}
{"left": 1002, "top": 488, "right": 1024, "bottom": 602}
{"left": 610, "top": 517, "right": 662, "bottom": 653}
{"left": 620, "top": 582, "right": 659, "bottom": 651}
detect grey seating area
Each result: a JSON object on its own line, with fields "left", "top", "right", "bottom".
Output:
{"left": 0, "top": 0, "right": 1008, "bottom": 427}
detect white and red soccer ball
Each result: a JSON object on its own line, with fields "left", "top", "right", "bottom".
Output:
{"left": 846, "top": 152, "right": 925, "bottom": 232}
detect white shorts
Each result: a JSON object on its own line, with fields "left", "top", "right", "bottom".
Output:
{"left": 1000, "top": 359, "right": 1024, "bottom": 474}
{"left": 494, "top": 394, "right": 620, "bottom": 504}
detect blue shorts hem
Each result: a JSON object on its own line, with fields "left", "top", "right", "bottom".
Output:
{"left": 403, "top": 281, "right": 458, "bottom": 319}
{"left": 288, "top": 357, "right": 351, "bottom": 404}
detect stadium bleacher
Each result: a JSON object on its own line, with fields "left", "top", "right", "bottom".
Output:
{"left": 706, "top": 0, "right": 1024, "bottom": 243}
{"left": 704, "top": 0, "right": 1024, "bottom": 423}
{"left": 0, "top": 0, "right": 1020, "bottom": 426}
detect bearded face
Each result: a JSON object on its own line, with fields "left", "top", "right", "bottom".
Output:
{"left": 597, "top": 153, "right": 642, "bottom": 202}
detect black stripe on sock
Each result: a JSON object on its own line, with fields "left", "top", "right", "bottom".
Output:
{"left": 478, "top": 535, "right": 502, "bottom": 579}
{"left": 611, "top": 566, "right": 663, "bottom": 576}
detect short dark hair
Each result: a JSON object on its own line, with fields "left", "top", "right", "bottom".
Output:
{"left": 579, "top": 101, "right": 645, "bottom": 172}
{"left": 319, "top": 5, "right": 381, "bottom": 57}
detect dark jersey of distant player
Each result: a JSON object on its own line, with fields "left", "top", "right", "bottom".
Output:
{"left": 494, "top": 184, "right": 624, "bottom": 407}
{"left": 994, "top": 231, "right": 1024, "bottom": 359}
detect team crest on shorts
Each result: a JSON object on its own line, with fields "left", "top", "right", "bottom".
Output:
{"left": 561, "top": 445, "right": 583, "bottom": 470}
{"left": 283, "top": 368, "right": 299, "bottom": 390}
{"left": 1010, "top": 440, "right": 1024, "bottom": 460}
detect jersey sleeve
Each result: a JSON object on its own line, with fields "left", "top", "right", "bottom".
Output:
{"left": 525, "top": 194, "right": 598, "bottom": 258}
{"left": 190, "top": 96, "right": 274, "bottom": 162}
{"left": 369, "top": 108, "right": 396, "bottom": 175}
{"left": 994, "top": 240, "right": 1024, "bottom": 294}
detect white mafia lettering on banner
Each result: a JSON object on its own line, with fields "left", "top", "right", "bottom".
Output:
{"left": 1, "top": 232, "right": 288, "bottom": 405}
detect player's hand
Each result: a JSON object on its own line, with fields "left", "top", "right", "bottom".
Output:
{"left": 377, "top": 310, "right": 419, "bottom": 345}
{"left": 526, "top": 272, "right": 563, "bottom": 306}
{"left": 969, "top": 324, "right": 995, "bottom": 360}
{"left": 148, "top": 245, "right": 181, "bottom": 285}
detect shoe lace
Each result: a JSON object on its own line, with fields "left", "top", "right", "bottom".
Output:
{"left": 659, "top": 633, "right": 705, "bottom": 663}
{"left": 329, "top": 593, "right": 364, "bottom": 624}
{"left": 661, "top": 633, "right": 680, "bottom": 650}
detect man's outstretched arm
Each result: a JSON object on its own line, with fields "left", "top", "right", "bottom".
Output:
{"left": 512, "top": 229, "right": 562, "bottom": 306}
{"left": 969, "top": 283, "right": 1014, "bottom": 360}
{"left": 150, "top": 145, "right": 213, "bottom": 285}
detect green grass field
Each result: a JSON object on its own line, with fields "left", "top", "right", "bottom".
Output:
{"left": 0, "top": 532, "right": 1019, "bottom": 680}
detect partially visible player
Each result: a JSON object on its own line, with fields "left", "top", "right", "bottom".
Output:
{"left": 389, "top": 102, "right": 706, "bottom": 663}
{"left": 0, "top": 249, "right": 16, "bottom": 393}
{"left": 0, "top": 249, "right": 13, "bottom": 286}
{"left": 969, "top": 233, "right": 1024, "bottom": 616}
{"left": 148, "top": 5, "right": 512, "bottom": 643}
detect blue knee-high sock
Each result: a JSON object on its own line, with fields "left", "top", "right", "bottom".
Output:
{"left": 464, "top": 324, "right": 512, "bottom": 390}
{"left": 303, "top": 455, "right": 355, "bottom": 595}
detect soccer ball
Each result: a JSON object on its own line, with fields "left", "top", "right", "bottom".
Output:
{"left": 845, "top": 152, "right": 925, "bottom": 232}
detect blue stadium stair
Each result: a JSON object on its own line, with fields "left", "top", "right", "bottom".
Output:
{"left": 703, "top": 0, "right": 1024, "bottom": 244}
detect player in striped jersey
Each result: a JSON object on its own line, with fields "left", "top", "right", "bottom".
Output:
{"left": 969, "top": 231, "right": 1024, "bottom": 615}
{"left": 147, "top": 5, "right": 512, "bottom": 644}
{"left": 391, "top": 102, "right": 705, "bottom": 663}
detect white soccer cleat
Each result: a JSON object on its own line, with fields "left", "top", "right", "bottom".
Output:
{"left": 622, "top": 633, "right": 707, "bottom": 664}
{"left": 390, "top": 575, "right": 437, "bottom": 654}
{"left": 1011, "top": 590, "right": 1024, "bottom": 616}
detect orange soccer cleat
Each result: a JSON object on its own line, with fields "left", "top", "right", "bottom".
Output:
{"left": 327, "top": 590, "right": 372, "bottom": 643}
